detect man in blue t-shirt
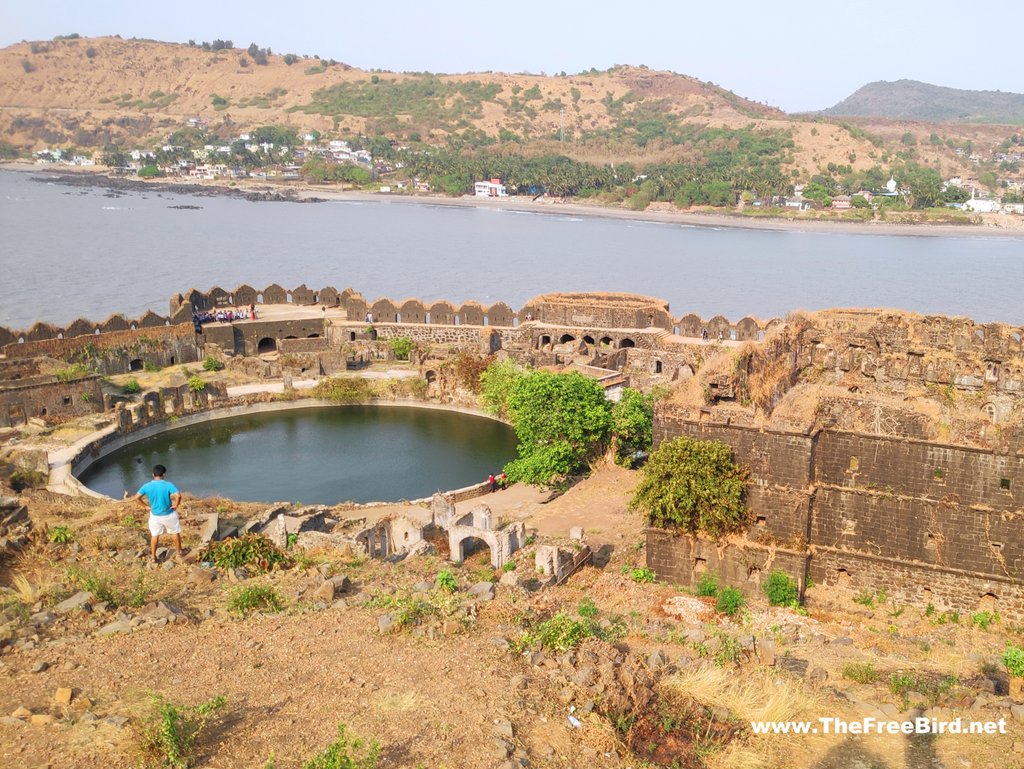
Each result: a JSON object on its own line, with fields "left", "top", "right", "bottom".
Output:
{"left": 134, "top": 464, "right": 184, "bottom": 562}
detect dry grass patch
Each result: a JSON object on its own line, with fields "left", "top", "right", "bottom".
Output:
{"left": 372, "top": 690, "right": 423, "bottom": 712}
{"left": 670, "top": 665, "right": 844, "bottom": 769}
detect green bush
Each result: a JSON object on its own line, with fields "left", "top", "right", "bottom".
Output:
{"left": 969, "top": 611, "right": 1000, "bottom": 630}
{"left": 763, "top": 571, "right": 800, "bottom": 607}
{"left": 187, "top": 375, "right": 207, "bottom": 392}
{"left": 889, "top": 671, "right": 926, "bottom": 698}
{"left": 533, "top": 611, "right": 594, "bottom": 652}
{"left": 695, "top": 572, "right": 719, "bottom": 597}
{"left": 122, "top": 378, "right": 142, "bottom": 394}
{"left": 301, "top": 722, "right": 381, "bottom": 769}
{"left": 1004, "top": 645, "right": 1024, "bottom": 678}
{"left": 140, "top": 694, "right": 227, "bottom": 769}
{"left": 629, "top": 567, "right": 656, "bottom": 584}
{"left": 388, "top": 337, "right": 414, "bottom": 361}
{"left": 313, "top": 377, "right": 372, "bottom": 403}
{"left": 436, "top": 569, "right": 457, "bottom": 593}
{"left": 841, "top": 662, "right": 880, "bottom": 684}
{"left": 56, "top": 363, "right": 92, "bottom": 383}
{"left": 610, "top": 388, "right": 655, "bottom": 466}
{"left": 479, "top": 359, "right": 525, "bottom": 417}
{"left": 630, "top": 436, "right": 749, "bottom": 537}
{"left": 48, "top": 526, "right": 75, "bottom": 544}
{"left": 203, "top": 533, "right": 291, "bottom": 572}
{"left": 202, "top": 356, "right": 224, "bottom": 372}
{"left": 715, "top": 586, "right": 745, "bottom": 616}
{"left": 578, "top": 597, "right": 598, "bottom": 618}
{"left": 227, "top": 585, "right": 285, "bottom": 616}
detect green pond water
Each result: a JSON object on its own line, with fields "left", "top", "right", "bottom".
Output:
{"left": 78, "top": 405, "right": 517, "bottom": 504}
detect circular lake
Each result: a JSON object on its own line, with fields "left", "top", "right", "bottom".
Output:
{"left": 77, "top": 405, "right": 517, "bottom": 504}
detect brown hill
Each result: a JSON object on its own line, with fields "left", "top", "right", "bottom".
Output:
{"left": 0, "top": 35, "right": 1017, "bottom": 181}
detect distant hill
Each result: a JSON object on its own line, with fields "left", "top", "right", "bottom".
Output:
{"left": 0, "top": 36, "right": 1015, "bottom": 187}
{"left": 0, "top": 36, "right": 783, "bottom": 157}
{"left": 822, "top": 80, "right": 1024, "bottom": 124}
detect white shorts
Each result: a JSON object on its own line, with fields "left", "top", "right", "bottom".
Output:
{"left": 149, "top": 513, "right": 181, "bottom": 536}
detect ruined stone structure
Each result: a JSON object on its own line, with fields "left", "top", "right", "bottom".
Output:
{"left": 649, "top": 408, "right": 1024, "bottom": 621}
{"left": 9, "top": 283, "right": 1024, "bottom": 620}
{"left": 0, "top": 359, "right": 103, "bottom": 427}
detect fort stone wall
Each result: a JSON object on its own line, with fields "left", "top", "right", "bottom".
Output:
{"left": 649, "top": 407, "right": 1024, "bottom": 619}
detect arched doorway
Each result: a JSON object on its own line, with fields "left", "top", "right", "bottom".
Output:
{"left": 559, "top": 334, "right": 576, "bottom": 344}
{"left": 129, "top": 358, "right": 144, "bottom": 372}
{"left": 257, "top": 337, "right": 277, "bottom": 354}
{"left": 619, "top": 338, "right": 635, "bottom": 348}
{"left": 456, "top": 536, "right": 493, "bottom": 565}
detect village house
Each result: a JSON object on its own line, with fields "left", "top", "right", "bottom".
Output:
{"left": 474, "top": 178, "right": 508, "bottom": 198}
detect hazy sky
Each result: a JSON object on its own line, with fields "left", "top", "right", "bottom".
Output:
{"left": 4, "top": 0, "right": 1017, "bottom": 112}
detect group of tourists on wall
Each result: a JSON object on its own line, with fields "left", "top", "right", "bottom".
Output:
{"left": 193, "top": 304, "right": 257, "bottom": 330}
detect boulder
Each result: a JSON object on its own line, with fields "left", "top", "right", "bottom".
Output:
{"left": 188, "top": 567, "right": 216, "bottom": 585}
{"left": 469, "top": 582, "right": 496, "bottom": 601}
{"left": 55, "top": 591, "right": 93, "bottom": 615}
{"left": 198, "top": 514, "right": 219, "bottom": 544}
{"left": 97, "top": 620, "right": 132, "bottom": 637}
{"left": 53, "top": 687, "right": 72, "bottom": 706}
{"left": 139, "top": 601, "right": 184, "bottom": 623}
{"left": 499, "top": 571, "right": 520, "bottom": 588}
{"left": 312, "top": 580, "right": 337, "bottom": 604}
{"left": 29, "top": 611, "right": 56, "bottom": 628}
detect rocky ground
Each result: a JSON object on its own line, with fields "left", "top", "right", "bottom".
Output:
{"left": 2, "top": 467, "right": 1023, "bottom": 769}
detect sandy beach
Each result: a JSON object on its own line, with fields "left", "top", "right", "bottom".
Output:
{"left": 6, "top": 161, "right": 1024, "bottom": 239}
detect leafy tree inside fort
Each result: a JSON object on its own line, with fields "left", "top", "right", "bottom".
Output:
{"left": 502, "top": 371, "right": 613, "bottom": 487}
{"left": 630, "top": 436, "right": 750, "bottom": 537}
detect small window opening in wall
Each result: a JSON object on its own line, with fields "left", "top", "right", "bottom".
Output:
{"left": 349, "top": 331, "right": 356, "bottom": 341}
{"left": 747, "top": 567, "right": 761, "bottom": 583}
{"left": 991, "top": 542, "right": 1004, "bottom": 553}
{"left": 693, "top": 557, "right": 707, "bottom": 573}
{"left": 654, "top": 360, "right": 663, "bottom": 374}
{"left": 755, "top": 515, "right": 766, "bottom": 527}
{"left": 925, "top": 532, "right": 937, "bottom": 550}
{"left": 933, "top": 467, "right": 945, "bottom": 481}
{"left": 848, "top": 456, "right": 859, "bottom": 472}
{"left": 62, "top": 396, "right": 72, "bottom": 405}
{"left": 835, "top": 568, "right": 851, "bottom": 586}
{"left": 1000, "top": 478, "right": 1012, "bottom": 490}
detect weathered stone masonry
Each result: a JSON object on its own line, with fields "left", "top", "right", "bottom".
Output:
{"left": 650, "top": 409, "right": 1024, "bottom": 619}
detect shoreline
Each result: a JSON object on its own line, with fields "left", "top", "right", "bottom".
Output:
{"left": 6, "top": 162, "right": 1023, "bottom": 239}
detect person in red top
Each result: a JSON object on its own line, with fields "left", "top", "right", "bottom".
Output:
{"left": 488, "top": 473, "right": 496, "bottom": 493}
